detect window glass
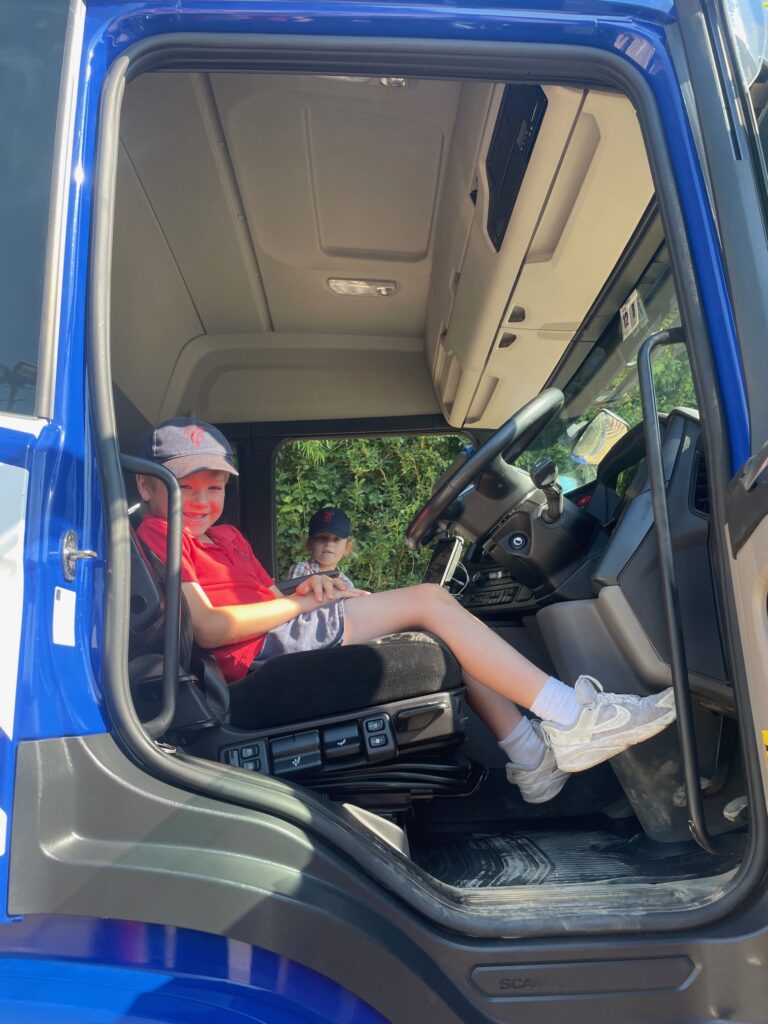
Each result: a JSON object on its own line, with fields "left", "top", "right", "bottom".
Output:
{"left": 0, "top": 1, "right": 68, "bottom": 415}
{"left": 516, "top": 243, "right": 695, "bottom": 491}
{"left": 734, "top": 6, "right": 768, "bottom": 233}
{"left": 275, "top": 434, "right": 466, "bottom": 590}
{"left": 744, "top": 73, "right": 768, "bottom": 256}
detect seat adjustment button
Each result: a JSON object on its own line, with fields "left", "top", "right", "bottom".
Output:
{"left": 271, "top": 730, "right": 320, "bottom": 759}
{"left": 323, "top": 722, "right": 361, "bottom": 760}
{"left": 273, "top": 750, "right": 322, "bottom": 776}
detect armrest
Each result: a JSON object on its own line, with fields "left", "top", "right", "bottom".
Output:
{"left": 275, "top": 569, "right": 339, "bottom": 595}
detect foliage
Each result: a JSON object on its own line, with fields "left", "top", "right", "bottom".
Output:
{"left": 275, "top": 434, "right": 466, "bottom": 591}
{"left": 513, "top": 339, "right": 696, "bottom": 491}
{"left": 274, "top": 333, "right": 696, "bottom": 587}
{"left": 609, "top": 343, "right": 696, "bottom": 426}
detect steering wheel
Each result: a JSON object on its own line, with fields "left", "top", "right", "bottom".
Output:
{"left": 406, "top": 388, "right": 564, "bottom": 549}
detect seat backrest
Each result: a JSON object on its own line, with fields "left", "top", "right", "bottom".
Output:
{"left": 129, "top": 525, "right": 193, "bottom": 667}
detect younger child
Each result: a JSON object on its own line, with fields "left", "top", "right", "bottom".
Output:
{"left": 136, "top": 417, "right": 677, "bottom": 805}
{"left": 288, "top": 506, "right": 355, "bottom": 589}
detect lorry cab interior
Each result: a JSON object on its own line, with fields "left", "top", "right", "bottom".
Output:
{"left": 104, "top": 61, "right": 749, "bottom": 921}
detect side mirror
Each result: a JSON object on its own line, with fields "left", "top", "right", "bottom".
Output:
{"left": 571, "top": 409, "right": 629, "bottom": 465}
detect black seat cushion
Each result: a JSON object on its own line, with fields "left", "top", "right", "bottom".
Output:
{"left": 227, "top": 632, "right": 462, "bottom": 730}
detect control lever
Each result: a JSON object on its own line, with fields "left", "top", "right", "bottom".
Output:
{"left": 530, "top": 457, "right": 563, "bottom": 524}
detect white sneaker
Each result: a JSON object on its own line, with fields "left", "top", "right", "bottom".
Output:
{"left": 505, "top": 722, "right": 570, "bottom": 803}
{"left": 540, "top": 676, "right": 676, "bottom": 774}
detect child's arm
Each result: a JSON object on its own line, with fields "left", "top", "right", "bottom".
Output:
{"left": 182, "top": 575, "right": 357, "bottom": 648}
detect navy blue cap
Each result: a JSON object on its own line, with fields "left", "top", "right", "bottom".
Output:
{"left": 140, "top": 418, "right": 238, "bottom": 479}
{"left": 308, "top": 507, "right": 351, "bottom": 538}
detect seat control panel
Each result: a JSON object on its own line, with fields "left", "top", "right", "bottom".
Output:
{"left": 219, "top": 713, "right": 397, "bottom": 775}
{"left": 362, "top": 714, "right": 396, "bottom": 761}
{"left": 222, "top": 739, "right": 268, "bottom": 773}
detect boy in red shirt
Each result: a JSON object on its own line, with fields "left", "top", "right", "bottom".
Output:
{"left": 137, "top": 418, "right": 676, "bottom": 804}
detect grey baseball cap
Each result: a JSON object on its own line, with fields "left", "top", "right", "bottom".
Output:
{"left": 140, "top": 418, "right": 239, "bottom": 479}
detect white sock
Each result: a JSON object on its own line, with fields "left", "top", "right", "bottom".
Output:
{"left": 499, "top": 716, "right": 545, "bottom": 769}
{"left": 530, "top": 676, "right": 581, "bottom": 728}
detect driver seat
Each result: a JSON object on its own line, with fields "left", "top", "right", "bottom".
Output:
{"left": 128, "top": 529, "right": 477, "bottom": 814}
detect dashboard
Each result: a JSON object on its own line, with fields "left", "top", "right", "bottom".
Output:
{"left": 424, "top": 410, "right": 731, "bottom": 706}
{"left": 454, "top": 556, "right": 536, "bottom": 612}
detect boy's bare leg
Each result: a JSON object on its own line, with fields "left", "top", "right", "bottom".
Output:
{"left": 341, "top": 583, "right": 676, "bottom": 780}
{"left": 462, "top": 672, "right": 525, "bottom": 739}
{"left": 341, "top": 584, "right": 548, "bottom": 710}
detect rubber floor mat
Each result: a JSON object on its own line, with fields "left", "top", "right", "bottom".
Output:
{"left": 411, "top": 828, "right": 742, "bottom": 887}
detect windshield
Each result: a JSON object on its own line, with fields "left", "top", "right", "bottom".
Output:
{"left": 516, "top": 243, "right": 695, "bottom": 491}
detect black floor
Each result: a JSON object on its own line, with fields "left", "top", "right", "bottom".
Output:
{"left": 411, "top": 824, "right": 743, "bottom": 887}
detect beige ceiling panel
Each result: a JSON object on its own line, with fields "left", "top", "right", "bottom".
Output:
{"left": 160, "top": 333, "right": 438, "bottom": 423}
{"left": 119, "top": 73, "right": 270, "bottom": 335}
{"left": 252, "top": 250, "right": 431, "bottom": 335}
{"left": 307, "top": 104, "right": 443, "bottom": 259}
{"left": 526, "top": 112, "right": 600, "bottom": 264}
{"left": 111, "top": 146, "right": 204, "bottom": 425}
{"left": 465, "top": 328, "right": 573, "bottom": 429}
{"left": 211, "top": 74, "right": 461, "bottom": 335}
{"left": 204, "top": 356, "right": 434, "bottom": 422}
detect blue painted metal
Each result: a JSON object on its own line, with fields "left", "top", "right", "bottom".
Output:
{"left": 0, "top": 916, "right": 386, "bottom": 1022}
{"left": 8, "top": 1, "right": 109, "bottom": 749}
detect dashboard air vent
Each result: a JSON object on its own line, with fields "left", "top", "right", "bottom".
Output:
{"left": 692, "top": 451, "right": 710, "bottom": 516}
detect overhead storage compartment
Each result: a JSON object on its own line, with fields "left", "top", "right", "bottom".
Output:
{"left": 429, "top": 86, "right": 654, "bottom": 428}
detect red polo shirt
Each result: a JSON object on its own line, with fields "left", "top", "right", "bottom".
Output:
{"left": 137, "top": 515, "right": 276, "bottom": 682}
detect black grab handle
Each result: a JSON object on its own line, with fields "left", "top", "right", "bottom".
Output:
{"left": 637, "top": 327, "right": 723, "bottom": 854}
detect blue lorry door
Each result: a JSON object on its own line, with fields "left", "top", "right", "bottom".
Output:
{"left": 0, "top": 0, "right": 108, "bottom": 924}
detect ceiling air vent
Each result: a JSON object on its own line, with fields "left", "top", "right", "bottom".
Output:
{"left": 691, "top": 450, "right": 710, "bottom": 517}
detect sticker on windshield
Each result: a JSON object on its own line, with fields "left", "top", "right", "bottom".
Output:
{"left": 619, "top": 289, "right": 647, "bottom": 340}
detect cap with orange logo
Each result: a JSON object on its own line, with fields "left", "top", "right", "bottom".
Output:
{"left": 140, "top": 417, "right": 239, "bottom": 479}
